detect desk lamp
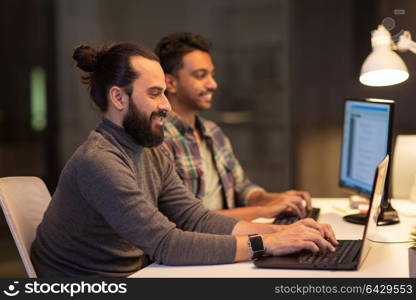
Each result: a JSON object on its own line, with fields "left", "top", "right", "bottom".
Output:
{"left": 360, "top": 24, "right": 416, "bottom": 87}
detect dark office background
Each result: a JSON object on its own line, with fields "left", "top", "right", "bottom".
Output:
{"left": 1, "top": 0, "right": 415, "bottom": 277}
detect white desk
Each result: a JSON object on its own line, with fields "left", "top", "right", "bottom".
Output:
{"left": 131, "top": 199, "right": 415, "bottom": 278}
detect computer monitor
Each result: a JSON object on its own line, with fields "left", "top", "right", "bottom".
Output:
{"left": 339, "top": 98, "right": 399, "bottom": 225}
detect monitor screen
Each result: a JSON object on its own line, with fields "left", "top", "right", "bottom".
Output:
{"left": 339, "top": 98, "right": 394, "bottom": 195}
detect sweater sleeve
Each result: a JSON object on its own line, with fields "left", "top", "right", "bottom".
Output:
{"left": 77, "top": 149, "right": 237, "bottom": 266}
{"left": 156, "top": 150, "right": 239, "bottom": 234}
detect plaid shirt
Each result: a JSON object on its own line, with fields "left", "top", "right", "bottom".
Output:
{"left": 161, "top": 112, "right": 264, "bottom": 209}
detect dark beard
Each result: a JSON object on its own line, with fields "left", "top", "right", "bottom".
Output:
{"left": 122, "top": 99, "right": 166, "bottom": 147}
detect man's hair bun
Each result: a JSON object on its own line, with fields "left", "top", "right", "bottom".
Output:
{"left": 72, "top": 45, "right": 99, "bottom": 72}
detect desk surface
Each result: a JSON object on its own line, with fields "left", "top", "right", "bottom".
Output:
{"left": 131, "top": 199, "right": 415, "bottom": 278}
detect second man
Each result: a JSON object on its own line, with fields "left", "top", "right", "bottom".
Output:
{"left": 155, "top": 33, "right": 312, "bottom": 221}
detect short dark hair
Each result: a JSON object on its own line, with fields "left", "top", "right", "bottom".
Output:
{"left": 72, "top": 43, "right": 159, "bottom": 112}
{"left": 154, "top": 32, "right": 212, "bottom": 75}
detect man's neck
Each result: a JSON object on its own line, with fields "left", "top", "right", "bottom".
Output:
{"left": 169, "top": 97, "right": 198, "bottom": 130}
{"left": 169, "top": 96, "right": 206, "bottom": 143}
{"left": 104, "top": 109, "right": 124, "bottom": 127}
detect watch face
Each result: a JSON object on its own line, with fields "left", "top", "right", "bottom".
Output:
{"left": 249, "top": 235, "right": 265, "bottom": 259}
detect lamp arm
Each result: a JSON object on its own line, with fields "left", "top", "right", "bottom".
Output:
{"left": 409, "top": 43, "right": 416, "bottom": 55}
{"left": 397, "top": 31, "right": 416, "bottom": 54}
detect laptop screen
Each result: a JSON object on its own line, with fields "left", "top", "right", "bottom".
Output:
{"left": 357, "top": 155, "right": 389, "bottom": 267}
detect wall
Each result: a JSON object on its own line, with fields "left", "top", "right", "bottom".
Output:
{"left": 291, "top": 0, "right": 416, "bottom": 197}
{"left": 56, "top": 0, "right": 292, "bottom": 192}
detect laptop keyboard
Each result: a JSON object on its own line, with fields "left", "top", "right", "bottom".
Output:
{"left": 298, "top": 240, "right": 361, "bottom": 265}
{"left": 273, "top": 207, "right": 320, "bottom": 225}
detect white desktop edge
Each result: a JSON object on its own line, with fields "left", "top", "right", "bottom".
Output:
{"left": 130, "top": 198, "right": 414, "bottom": 278}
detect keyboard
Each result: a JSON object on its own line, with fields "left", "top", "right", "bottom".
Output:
{"left": 298, "top": 240, "right": 361, "bottom": 266}
{"left": 273, "top": 207, "right": 320, "bottom": 225}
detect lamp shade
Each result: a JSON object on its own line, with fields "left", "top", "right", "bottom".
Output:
{"left": 359, "top": 49, "right": 409, "bottom": 86}
{"left": 359, "top": 25, "right": 409, "bottom": 86}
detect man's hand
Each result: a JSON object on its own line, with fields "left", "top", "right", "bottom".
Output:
{"left": 258, "top": 197, "right": 306, "bottom": 218}
{"left": 262, "top": 219, "right": 338, "bottom": 256}
{"left": 279, "top": 190, "right": 312, "bottom": 210}
{"left": 248, "top": 190, "right": 312, "bottom": 218}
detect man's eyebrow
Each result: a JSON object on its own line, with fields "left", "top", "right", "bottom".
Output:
{"left": 147, "top": 87, "right": 164, "bottom": 93}
{"left": 192, "top": 68, "right": 207, "bottom": 73}
{"left": 191, "top": 68, "right": 215, "bottom": 74}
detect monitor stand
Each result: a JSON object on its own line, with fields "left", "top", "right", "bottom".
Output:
{"left": 343, "top": 198, "right": 400, "bottom": 226}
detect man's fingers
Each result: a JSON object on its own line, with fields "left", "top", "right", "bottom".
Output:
{"left": 315, "top": 236, "right": 336, "bottom": 252}
{"left": 322, "top": 223, "right": 339, "bottom": 246}
{"left": 295, "top": 190, "right": 312, "bottom": 210}
{"left": 297, "top": 241, "right": 320, "bottom": 254}
{"left": 285, "top": 226, "right": 335, "bottom": 253}
{"left": 269, "top": 224, "right": 337, "bottom": 256}
{"left": 285, "top": 202, "right": 303, "bottom": 218}
{"left": 284, "top": 190, "right": 312, "bottom": 210}
{"left": 286, "top": 196, "right": 306, "bottom": 217}
{"left": 302, "top": 223, "right": 338, "bottom": 250}
{"left": 297, "top": 218, "right": 325, "bottom": 236}
{"left": 302, "top": 229, "right": 336, "bottom": 253}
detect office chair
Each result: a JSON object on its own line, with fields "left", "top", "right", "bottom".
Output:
{"left": 0, "top": 177, "right": 51, "bottom": 277}
{"left": 392, "top": 135, "right": 416, "bottom": 199}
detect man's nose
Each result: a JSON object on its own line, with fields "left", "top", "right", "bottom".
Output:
{"left": 159, "top": 94, "right": 171, "bottom": 112}
{"left": 206, "top": 75, "right": 218, "bottom": 90}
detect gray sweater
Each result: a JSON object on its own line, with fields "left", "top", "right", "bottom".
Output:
{"left": 31, "top": 118, "right": 238, "bottom": 277}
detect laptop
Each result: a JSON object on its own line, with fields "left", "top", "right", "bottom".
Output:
{"left": 254, "top": 155, "right": 389, "bottom": 270}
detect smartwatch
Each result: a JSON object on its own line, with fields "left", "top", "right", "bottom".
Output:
{"left": 247, "top": 234, "right": 265, "bottom": 259}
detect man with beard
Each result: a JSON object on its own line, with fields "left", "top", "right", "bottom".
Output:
{"left": 30, "top": 43, "right": 337, "bottom": 277}
{"left": 155, "top": 33, "right": 313, "bottom": 221}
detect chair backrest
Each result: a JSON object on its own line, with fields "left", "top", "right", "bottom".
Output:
{"left": 0, "top": 177, "right": 51, "bottom": 277}
{"left": 392, "top": 135, "right": 416, "bottom": 199}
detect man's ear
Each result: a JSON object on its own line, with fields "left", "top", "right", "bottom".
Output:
{"left": 165, "top": 73, "right": 178, "bottom": 94}
{"left": 108, "top": 86, "right": 128, "bottom": 111}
